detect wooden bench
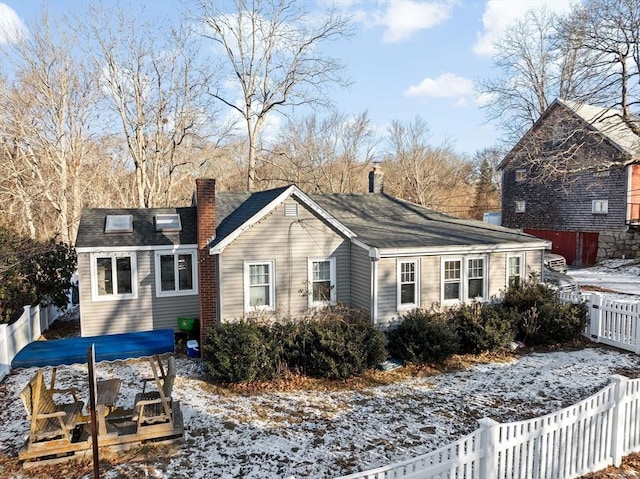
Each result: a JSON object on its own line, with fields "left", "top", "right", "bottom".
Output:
{"left": 20, "top": 370, "right": 84, "bottom": 443}
{"left": 132, "top": 355, "right": 175, "bottom": 427}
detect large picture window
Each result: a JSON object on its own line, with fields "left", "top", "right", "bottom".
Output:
{"left": 442, "top": 256, "right": 488, "bottom": 303}
{"left": 308, "top": 257, "right": 336, "bottom": 307}
{"left": 154, "top": 249, "right": 198, "bottom": 297}
{"left": 244, "top": 261, "right": 275, "bottom": 311}
{"left": 91, "top": 252, "right": 137, "bottom": 301}
{"left": 398, "top": 259, "right": 419, "bottom": 309}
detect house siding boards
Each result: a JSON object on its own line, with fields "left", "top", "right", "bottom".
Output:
{"left": 349, "top": 246, "right": 372, "bottom": 313}
{"left": 78, "top": 251, "right": 199, "bottom": 337}
{"left": 217, "top": 199, "right": 350, "bottom": 321}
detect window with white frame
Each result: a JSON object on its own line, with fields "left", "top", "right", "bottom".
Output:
{"left": 442, "top": 256, "right": 488, "bottom": 303}
{"left": 443, "top": 259, "right": 462, "bottom": 301}
{"left": 467, "top": 258, "right": 485, "bottom": 299}
{"left": 515, "top": 169, "right": 526, "bottom": 182}
{"left": 91, "top": 252, "right": 137, "bottom": 300}
{"left": 507, "top": 255, "right": 524, "bottom": 288}
{"left": 398, "top": 259, "right": 419, "bottom": 308}
{"left": 154, "top": 249, "right": 198, "bottom": 297}
{"left": 308, "top": 257, "right": 336, "bottom": 307}
{"left": 244, "top": 261, "right": 275, "bottom": 311}
{"left": 592, "top": 199, "right": 608, "bottom": 214}
{"left": 515, "top": 200, "right": 526, "bottom": 213}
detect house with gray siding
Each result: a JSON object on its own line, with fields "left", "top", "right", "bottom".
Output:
{"left": 500, "top": 99, "right": 640, "bottom": 265}
{"left": 76, "top": 170, "right": 548, "bottom": 338}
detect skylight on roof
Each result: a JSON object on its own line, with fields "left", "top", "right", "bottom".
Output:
{"left": 105, "top": 215, "right": 133, "bottom": 233}
{"left": 155, "top": 214, "right": 182, "bottom": 232}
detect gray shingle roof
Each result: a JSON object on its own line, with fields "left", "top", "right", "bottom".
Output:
{"left": 77, "top": 189, "right": 543, "bottom": 251}
{"left": 311, "top": 194, "right": 542, "bottom": 249}
{"left": 75, "top": 207, "right": 197, "bottom": 248}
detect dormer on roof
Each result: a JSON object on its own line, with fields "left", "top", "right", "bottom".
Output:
{"left": 104, "top": 214, "right": 133, "bottom": 233}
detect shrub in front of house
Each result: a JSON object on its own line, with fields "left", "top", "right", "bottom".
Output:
{"left": 499, "top": 279, "right": 589, "bottom": 346}
{"left": 447, "top": 303, "right": 517, "bottom": 354}
{"left": 387, "top": 309, "right": 460, "bottom": 363}
{"left": 202, "top": 321, "right": 277, "bottom": 383}
{"left": 203, "top": 306, "right": 387, "bottom": 383}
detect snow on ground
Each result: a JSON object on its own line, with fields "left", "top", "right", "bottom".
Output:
{"left": 2, "top": 346, "right": 640, "bottom": 479}
{"left": 0, "top": 260, "right": 638, "bottom": 478}
{"left": 569, "top": 259, "right": 640, "bottom": 298}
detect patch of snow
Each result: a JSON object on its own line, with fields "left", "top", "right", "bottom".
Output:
{"left": 569, "top": 259, "right": 640, "bottom": 299}
{"left": 3, "top": 346, "right": 640, "bottom": 478}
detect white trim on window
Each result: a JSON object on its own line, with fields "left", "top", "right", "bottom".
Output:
{"left": 506, "top": 254, "right": 525, "bottom": 289}
{"left": 515, "top": 169, "right": 526, "bottom": 182}
{"left": 244, "top": 260, "right": 276, "bottom": 312}
{"left": 592, "top": 199, "right": 609, "bottom": 214}
{"left": 154, "top": 248, "right": 198, "bottom": 298}
{"left": 307, "top": 257, "right": 336, "bottom": 307}
{"left": 90, "top": 252, "right": 138, "bottom": 301}
{"left": 397, "top": 258, "right": 419, "bottom": 310}
{"left": 515, "top": 200, "right": 526, "bottom": 213}
{"left": 441, "top": 255, "right": 488, "bottom": 304}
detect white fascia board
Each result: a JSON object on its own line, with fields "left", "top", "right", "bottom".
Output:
{"left": 76, "top": 244, "right": 197, "bottom": 254}
{"left": 351, "top": 237, "right": 373, "bottom": 253}
{"left": 375, "top": 241, "right": 548, "bottom": 258}
{"left": 209, "top": 185, "right": 356, "bottom": 255}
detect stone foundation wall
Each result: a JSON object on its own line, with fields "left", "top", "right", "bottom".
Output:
{"left": 597, "top": 229, "right": 640, "bottom": 261}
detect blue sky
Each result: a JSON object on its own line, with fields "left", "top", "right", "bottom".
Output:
{"left": 0, "top": 0, "right": 575, "bottom": 158}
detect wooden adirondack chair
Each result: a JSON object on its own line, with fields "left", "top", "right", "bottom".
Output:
{"left": 19, "top": 370, "right": 84, "bottom": 444}
{"left": 132, "top": 355, "right": 175, "bottom": 427}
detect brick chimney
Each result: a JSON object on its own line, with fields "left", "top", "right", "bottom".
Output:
{"left": 369, "top": 164, "right": 384, "bottom": 194}
{"left": 196, "top": 179, "right": 217, "bottom": 341}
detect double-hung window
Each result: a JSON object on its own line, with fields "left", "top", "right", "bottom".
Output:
{"left": 245, "top": 261, "right": 275, "bottom": 311}
{"left": 308, "top": 257, "right": 336, "bottom": 307}
{"left": 467, "top": 258, "right": 485, "bottom": 299}
{"left": 91, "top": 252, "right": 137, "bottom": 301}
{"left": 507, "top": 255, "right": 524, "bottom": 288}
{"left": 442, "top": 256, "right": 488, "bottom": 303}
{"left": 398, "top": 259, "right": 419, "bottom": 309}
{"left": 155, "top": 249, "right": 198, "bottom": 297}
{"left": 443, "top": 259, "right": 462, "bottom": 301}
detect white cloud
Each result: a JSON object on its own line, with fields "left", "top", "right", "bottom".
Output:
{"left": 473, "top": 0, "right": 575, "bottom": 57}
{"left": 356, "top": 0, "right": 453, "bottom": 43}
{"left": 405, "top": 72, "right": 474, "bottom": 100}
{"left": 0, "top": 3, "right": 26, "bottom": 45}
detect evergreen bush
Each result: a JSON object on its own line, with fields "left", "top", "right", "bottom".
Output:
{"left": 447, "top": 303, "right": 517, "bottom": 354}
{"left": 387, "top": 309, "right": 460, "bottom": 363}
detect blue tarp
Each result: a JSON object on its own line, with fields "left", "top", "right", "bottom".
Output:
{"left": 11, "top": 329, "right": 175, "bottom": 369}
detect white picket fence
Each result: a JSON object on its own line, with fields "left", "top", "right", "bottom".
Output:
{"left": 337, "top": 292, "right": 640, "bottom": 479}
{"left": 0, "top": 304, "right": 60, "bottom": 381}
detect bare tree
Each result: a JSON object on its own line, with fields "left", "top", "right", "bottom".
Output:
{"left": 266, "top": 111, "right": 377, "bottom": 192}
{"left": 382, "top": 117, "right": 474, "bottom": 216}
{"left": 197, "top": 0, "right": 353, "bottom": 191}
{"left": 0, "top": 13, "right": 99, "bottom": 243}
{"left": 476, "top": 7, "right": 589, "bottom": 142}
{"left": 82, "top": 4, "right": 224, "bottom": 207}
{"left": 558, "top": 0, "right": 640, "bottom": 134}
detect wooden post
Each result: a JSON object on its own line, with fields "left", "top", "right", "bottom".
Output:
{"left": 87, "top": 345, "right": 100, "bottom": 479}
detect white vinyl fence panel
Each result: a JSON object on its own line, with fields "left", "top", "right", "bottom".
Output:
{"left": 0, "top": 304, "right": 60, "bottom": 381}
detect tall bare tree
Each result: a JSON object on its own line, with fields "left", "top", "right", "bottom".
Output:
{"left": 383, "top": 117, "right": 474, "bottom": 216}
{"left": 266, "top": 111, "right": 377, "bottom": 192}
{"left": 476, "top": 7, "right": 589, "bottom": 142}
{"left": 0, "top": 13, "right": 99, "bottom": 243}
{"left": 197, "top": 0, "right": 353, "bottom": 191}
{"left": 82, "top": 4, "right": 223, "bottom": 207}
